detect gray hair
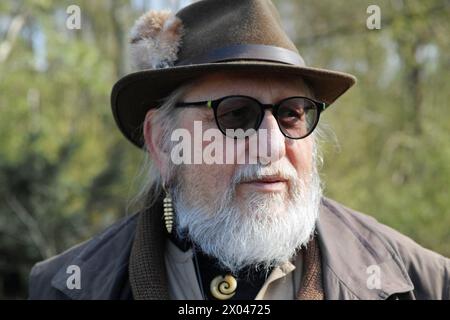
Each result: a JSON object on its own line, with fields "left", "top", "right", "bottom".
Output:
{"left": 129, "top": 83, "right": 191, "bottom": 211}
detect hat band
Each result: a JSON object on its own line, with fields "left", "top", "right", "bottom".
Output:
{"left": 176, "top": 44, "right": 305, "bottom": 67}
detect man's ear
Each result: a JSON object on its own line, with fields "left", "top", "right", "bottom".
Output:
{"left": 143, "top": 109, "right": 170, "bottom": 177}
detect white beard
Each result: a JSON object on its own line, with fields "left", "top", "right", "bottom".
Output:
{"left": 172, "top": 160, "right": 322, "bottom": 274}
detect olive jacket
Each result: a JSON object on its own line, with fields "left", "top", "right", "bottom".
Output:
{"left": 28, "top": 197, "right": 449, "bottom": 300}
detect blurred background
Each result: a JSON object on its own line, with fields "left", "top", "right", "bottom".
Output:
{"left": 0, "top": 0, "right": 449, "bottom": 299}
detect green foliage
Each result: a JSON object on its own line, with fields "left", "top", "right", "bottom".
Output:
{"left": 0, "top": 0, "right": 142, "bottom": 298}
{"left": 275, "top": 0, "right": 450, "bottom": 257}
{"left": 0, "top": 0, "right": 449, "bottom": 299}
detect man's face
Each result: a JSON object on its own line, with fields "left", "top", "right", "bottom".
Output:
{"left": 177, "top": 71, "right": 315, "bottom": 208}
{"left": 153, "top": 70, "right": 322, "bottom": 272}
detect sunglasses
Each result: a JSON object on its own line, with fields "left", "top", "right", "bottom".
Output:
{"left": 175, "top": 95, "right": 327, "bottom": 139}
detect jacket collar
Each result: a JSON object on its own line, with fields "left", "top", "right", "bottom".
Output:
{"left": 50, "top": 197, "right": 414, "bottom": 300}
{"left": 50, "top": 214, "right": 138, "bottom": 299}
{"left": 317, "top": 198, "right": 414, "bottom": 299}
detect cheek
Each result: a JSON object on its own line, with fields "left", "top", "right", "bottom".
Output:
{"left": 183, "top": 163, "right": 235, "bottom": 201}
{"left": 286, "top": 136, "right": 314, "bottom": 174}
{"left": 198, "top": 137, "right": 236, "bottom": 197}
{"left": 178, "top": 114, "right": 235, "bottom": 199}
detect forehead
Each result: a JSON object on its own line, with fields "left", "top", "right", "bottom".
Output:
{"left": 182, "top": 70, "right": 311, "bottom": 102}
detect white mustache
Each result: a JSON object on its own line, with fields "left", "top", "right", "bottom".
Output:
{"left": 231, "top": 162, "right": 299, "bottom": 186}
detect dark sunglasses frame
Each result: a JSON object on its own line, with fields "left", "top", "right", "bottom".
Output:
{"left": 174, "top": 95, "right": 327, "bottom": 139}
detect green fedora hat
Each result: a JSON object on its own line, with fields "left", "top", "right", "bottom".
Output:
{"left": 111, "top": 0, "right": 356, "bottom": 148}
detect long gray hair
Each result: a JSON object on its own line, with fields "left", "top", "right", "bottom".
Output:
{"left": 129, "top": 83, "right": 191, "bottom": 211}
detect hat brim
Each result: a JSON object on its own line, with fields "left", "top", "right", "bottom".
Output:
{"left": 111, "top": 61, "right": 356, "bottom": 148}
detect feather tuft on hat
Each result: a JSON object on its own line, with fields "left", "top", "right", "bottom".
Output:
{"left": 130, "top": 10, "right": 184, "bottom": 70}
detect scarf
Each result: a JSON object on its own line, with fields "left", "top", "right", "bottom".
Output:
{"left": 129, "top": 197, "right": 324, "bottom": 300}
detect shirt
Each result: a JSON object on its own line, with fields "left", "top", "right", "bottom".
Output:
{"left": 164, "top": 239, "right": 303, "bottom": 300}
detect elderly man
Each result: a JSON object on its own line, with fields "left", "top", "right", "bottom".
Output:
{"left": 29, "top": 0, "right": 449, "bottom": 300}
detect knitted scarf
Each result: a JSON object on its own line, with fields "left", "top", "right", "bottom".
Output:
{"left": 129, "top": 198, "right": 324, "bottom": 300}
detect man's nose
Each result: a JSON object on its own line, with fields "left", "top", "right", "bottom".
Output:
{"left": 255, "top": 110, "right": 286, "bottom": 165}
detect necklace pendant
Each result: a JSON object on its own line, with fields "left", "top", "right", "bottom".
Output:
{"left": 210, "top": 274, "right": 237, "bottom": 300}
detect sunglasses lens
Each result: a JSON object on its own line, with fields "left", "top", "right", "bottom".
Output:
{"left": 277, "top": 98, "right": 318, "bottom": 138}
{"left": 216, "top": 97, "right": 261, "bottom": 138}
